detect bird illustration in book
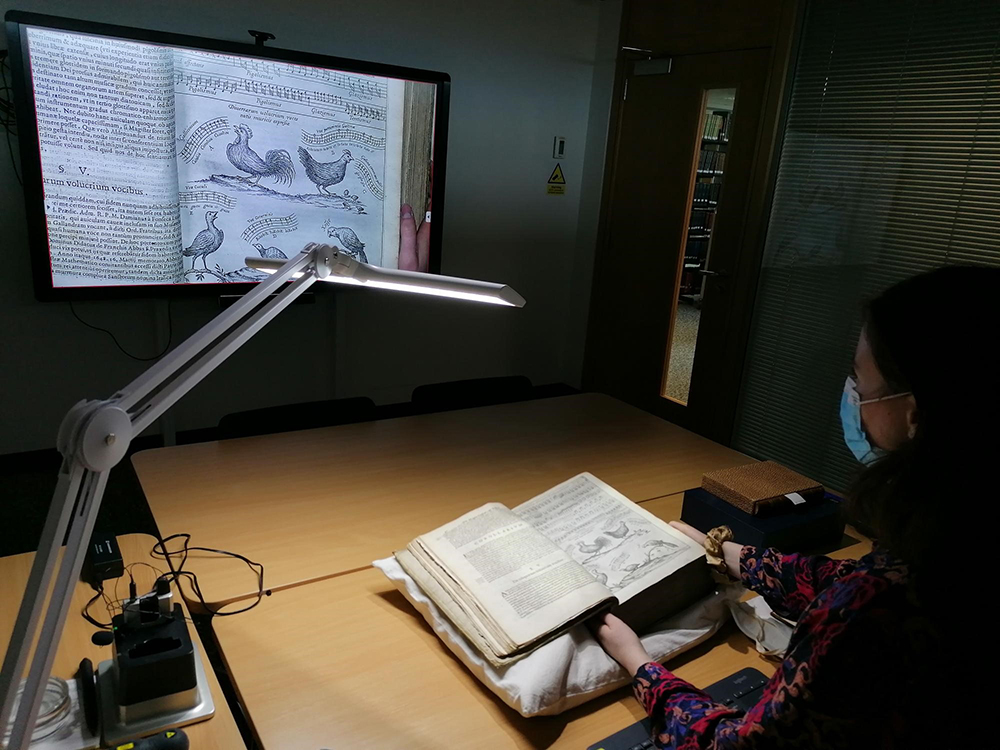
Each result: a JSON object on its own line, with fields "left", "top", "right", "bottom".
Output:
{"left": 252, "top": 243, "right": 288, "bottom": 260}
{"left": 226, "top": 125, "right": 295, "bottom": 186}
{"left": 183, "top": 210, "right": 224, "bottom": 270}
{"left": 298, "top": 147, "right": 353, "bottom": 194}
{"left": 605, "top": 521, "right": 630, "bottom": 539}
{"left": 576, "top": 537, "right": 612, "bottom": 555}
{"left": 326, "top": 225, "right": 368, "bottom": 263}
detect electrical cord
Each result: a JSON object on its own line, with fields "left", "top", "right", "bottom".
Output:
{"left": 82, "top": 584, "right": 113, "bottom": 630}
{"left": 85, "top": 560, "right": 197, "bottom": 630}
{"left": 69, "top": 298, "right": 173, "bottom": 362}
{"left": 151, "top": 533, "right": 267, "bottom": 616}
{"left": 80, "top": 536, "right": 263, "bottom": 631}
{"left": 0, "top": 51, "right": 22, "bottom": 186}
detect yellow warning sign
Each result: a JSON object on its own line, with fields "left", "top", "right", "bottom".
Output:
{"left": 547, "top": 163, "right": 566, "bottom": 194}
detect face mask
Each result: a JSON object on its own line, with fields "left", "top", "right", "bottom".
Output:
{"left": 840, "top": 376, "right": 911, "bottom": 465}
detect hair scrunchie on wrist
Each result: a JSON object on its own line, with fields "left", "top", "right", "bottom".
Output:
{"left": 704, "top": 525, "right": 734, "bottom": 581}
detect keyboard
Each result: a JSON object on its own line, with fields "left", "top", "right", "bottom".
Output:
{"left": 585, "top": 667, "right": 770, "bottom": 750}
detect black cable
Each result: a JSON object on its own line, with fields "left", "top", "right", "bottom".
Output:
{"left": 151, "top": 533, "right": 266, "bottom": 617}
{"left": 0, "top": 54, "right": 21, "bottom": 186}
{"left": 125, "top": 561, "right": 165, "bottom": 580}
{"left": 2, "top": 119, "right": 19, "bottom": 186}
{"left": 82, "top": 584, "right": 113, "bottom": 630}
{"left": 69, "top": 298, "right": 173, "bottom": 362}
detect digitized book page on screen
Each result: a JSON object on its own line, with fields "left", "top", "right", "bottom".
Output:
{"left": 514, "top": 473, "right": 704, "bottom": 604}
{"left": 410, "top": 503, "right": 613, "bottom": 651}
{"left": 24, "top": 25, "right": 436, "bottom": 287}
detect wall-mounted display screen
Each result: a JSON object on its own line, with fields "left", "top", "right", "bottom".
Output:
{"left": 6, "top": 12, "right": 449, "bottom": 300}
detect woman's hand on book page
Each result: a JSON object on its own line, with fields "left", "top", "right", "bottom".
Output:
{"left": 669, "top": 521, "right": 744, "bottom": 581}
{"left": 669, "top": 520, "right": 707, "bottom": 546}
{"left": 398, "top": 202, "right": 430, "bottom": 272}
{"left": 589, "top": 613, "right": 652, "bottom": 677}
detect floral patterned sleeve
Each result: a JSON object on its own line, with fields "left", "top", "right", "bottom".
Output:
{"left": 632, "top": 565, "right": 895, "bottom": 749}
{"left": 738, "top": 546, "right": 858, "bottom": 620}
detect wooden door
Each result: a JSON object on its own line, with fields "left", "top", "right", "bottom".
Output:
{"left": 585, "top": 48, "right": 770, "bottom": 442}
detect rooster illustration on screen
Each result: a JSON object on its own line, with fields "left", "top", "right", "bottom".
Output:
{"left": 252, "top": 243, "right": 288, "bottom": 260}
{"left": 182, "top": 210, "right": 224, "bottom": 270}
{"left": 325, "top": 226, "right": 368, "bottom": 263}
{"left": 226, "top": 125, "right": 295, "bottom": 186}
{"left": 298, "top": 147, "right": 353, "bottom": 194}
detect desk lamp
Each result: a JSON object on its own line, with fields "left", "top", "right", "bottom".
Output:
{"left": 0, "top": 243, "right": 524, "bottom": 748}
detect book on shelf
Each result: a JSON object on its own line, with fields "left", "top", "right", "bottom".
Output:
{"left": 395, "top": 473, "right": 712, "bottom": 668}
{"left": 693, "top": 182, "right": 722, "bottom": 204}
{"left": 702, "top": 112, "right": 731, "bottom": 142}
{"left": 698, "top": 149, "right": 726, "bottom": 174}
{"left": 685, "top": 238, "right": 709, "bottom": 260}
{"left": 689, "top": 210, "right": 715, "bottom": 232}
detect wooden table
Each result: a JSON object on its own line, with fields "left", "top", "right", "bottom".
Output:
{"left": 133, "top": 394, "right": 749, "bottom": 609}
{"left": 0, "top": 534, "right": 244, "bottom": 749}
{"left": 212, "top": 494, "right": 871, "bottom": 750}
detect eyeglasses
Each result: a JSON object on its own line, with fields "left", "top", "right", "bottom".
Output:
{"left": 846, "top": 375, "right": 912, "bottom": 406}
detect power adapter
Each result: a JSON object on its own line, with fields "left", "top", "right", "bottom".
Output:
{"left": 82, "top": 533, "right": 124, "bottom": 588}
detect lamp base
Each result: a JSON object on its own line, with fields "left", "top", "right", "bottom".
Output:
{"left": 96, "top": 641, "right": 214, "bottom": 746}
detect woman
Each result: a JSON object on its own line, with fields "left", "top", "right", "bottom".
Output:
{"left": 593, "top": 265, "right": 996, "bottom": 748}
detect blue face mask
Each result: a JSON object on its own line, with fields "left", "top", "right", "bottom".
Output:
{"left": 840, "top": 376, "right": 911, "bottom": 465}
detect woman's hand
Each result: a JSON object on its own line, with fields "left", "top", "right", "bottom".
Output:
{"left": 398, "top": 203, "right": 430, "bottom": 272}
{"left": 670, "top": 521, "right": 744, "bottom": 581}
{"left": 589, "top": 613, "right": 652, "bottom": 676}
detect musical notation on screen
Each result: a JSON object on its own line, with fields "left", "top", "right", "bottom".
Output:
{"left": 173, "top": 70, "right": 388, "bottom": 122}
{"left": 178, "top": 189, "right": 236, "bottom": 209}
{"left": 178, "top": 117, "right": 230, "bottom": 164}
{"left": 241, "top": 214, "right": 299, "bottom": 243}
{"left": 301, "top": 125, "right": 386, "bottom": 150}
{"left": 230, "top": 56, "right": 388, "bottom": 100}
{"left": 353, "top": 157, "right": 385, "bottom": 202}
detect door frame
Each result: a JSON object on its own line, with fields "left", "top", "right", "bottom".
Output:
{"left": 583, "top": 0, "right": 804, "bottom": 446}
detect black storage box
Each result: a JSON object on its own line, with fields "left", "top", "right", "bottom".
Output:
{"left": 681, "top": 488, "right": 845, "bottom": 552}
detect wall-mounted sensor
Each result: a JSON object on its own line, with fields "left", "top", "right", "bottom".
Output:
{"left": 553, "top": 136, "right": 566, "bottom": 159}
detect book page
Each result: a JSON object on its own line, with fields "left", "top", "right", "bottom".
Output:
{"left": 410, "top": 503, "right": 613, "bottom": 651}
{"left": 24, "top": 28, "right": 183, "bottom": 286}
{"left": 171, "top": 50, "right": 403, "bottom": 282}
{"left": 514, "top": 473, "right": 705, "bottom": 604}
{"left": 394, "top": 548, "right": 522, "bottom": 668}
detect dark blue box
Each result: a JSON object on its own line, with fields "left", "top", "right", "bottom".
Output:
{"left": 681, "top": 487, "right": 845, "bottom": 552}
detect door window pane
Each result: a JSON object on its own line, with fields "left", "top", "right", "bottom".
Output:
{"left": 662, "top": 88, "right": 736, "bottom": 404}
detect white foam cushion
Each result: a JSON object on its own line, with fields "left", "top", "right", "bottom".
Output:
{"left": 373, "top": 556, "right": 732, "bottom": 717}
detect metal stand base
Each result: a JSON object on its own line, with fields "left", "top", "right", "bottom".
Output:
{"left": 96, "top": 641, "right": 214, "bottom": 746}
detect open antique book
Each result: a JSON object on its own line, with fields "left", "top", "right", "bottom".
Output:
{"left": 396, "top": 473, "right": 712, "bottom": 667}
{"left": 25, "top": 25, "right": 434, "bottom": 286}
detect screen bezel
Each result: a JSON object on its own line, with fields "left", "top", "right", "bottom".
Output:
{"left": 5, "top": 10, "right": 449, "bottom": 302}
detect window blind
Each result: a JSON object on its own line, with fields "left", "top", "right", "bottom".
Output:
{"left": 733, "top": 0, "right": 1000, "bottom": 492}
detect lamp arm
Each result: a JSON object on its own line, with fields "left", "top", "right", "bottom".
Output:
{"left": 0, "top": 247, "right": 328, "bottom": 749}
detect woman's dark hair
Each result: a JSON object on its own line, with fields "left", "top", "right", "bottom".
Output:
{"left": 848, "top": 265, "right": 999, "bottom": 578}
